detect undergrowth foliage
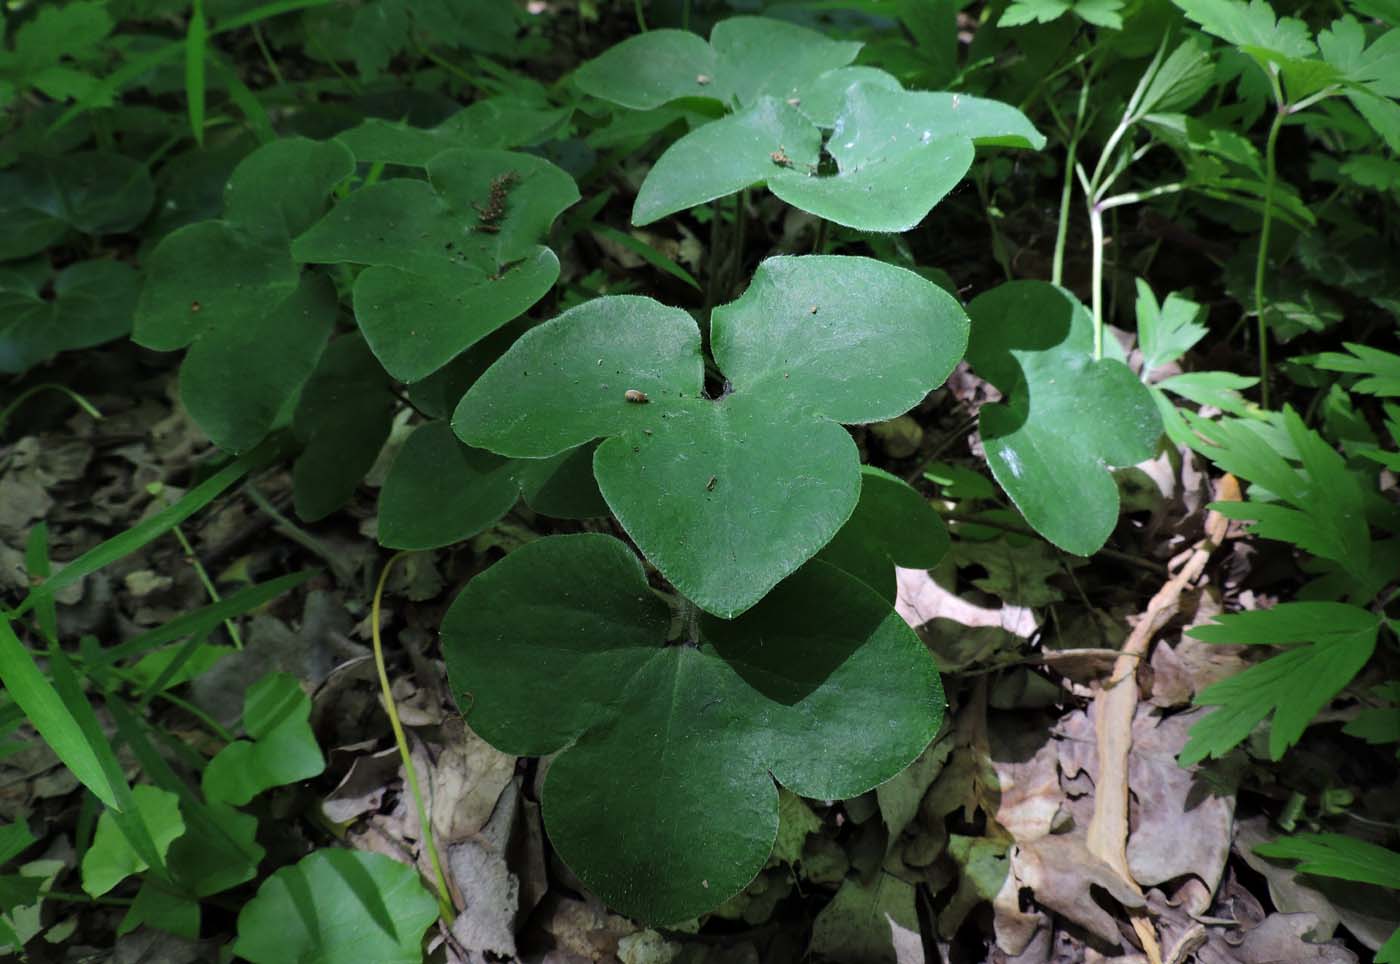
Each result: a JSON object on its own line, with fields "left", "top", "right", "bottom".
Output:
{"left": 0, "top": 0, "right": 1397, "bottom": 959}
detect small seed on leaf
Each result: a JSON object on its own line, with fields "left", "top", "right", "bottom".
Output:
{"left": 706, "top": 476, "right": 717, "bottom": 491}
{"left": 696, "top": 74, "right": 711, "bottom": 85}
{"left": 624, "top": 389, "right": 649, "bottom": 404}
{"left": 190, "top": 300, "right": 201, "bottom": 312}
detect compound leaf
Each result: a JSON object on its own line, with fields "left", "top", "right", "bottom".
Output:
{"left": 455, "top": 255, "right": 968, "bottom": 616}
{"left": 234, "top": 849, "right": 437, "bottom": 964}
{"left": 292, "top": 148, "right": 578, "bottom": 383}
{"left": 966, "top": 281, "right": 1161, "bottom": 556}
{"left": 1180, "top": 602, "right": 1381, "bottom": 764}
{"left": 442, "top": 533, "right": 943, "bottom": 923}
{"left": 1253, "top": 832, "right": 1400, "bottom": 889}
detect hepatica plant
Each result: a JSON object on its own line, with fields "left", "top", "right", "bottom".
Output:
{"left": 438, "top": 255, "right": 963, "bottom": 919}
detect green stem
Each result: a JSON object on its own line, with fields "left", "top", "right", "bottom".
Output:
{"left": 172, "top": 525, "right": 243, "bottom": 650}
{"left": 0, "top": 383, "right": 101, "bottom": 436}
{"left": 633, "top": 0, "right": 648, "bottom": 31}
{"left": 1254, "top": 105, "right": 1286, "bottom": 410}
{"left": 250, "top": 21, "right": 284, "bottom": 86}
{"left": 1052, "top": 80, "right": 1090, "bottom": 286}
{"left": 373, "top": 553, "right": 456, "bottom": 926}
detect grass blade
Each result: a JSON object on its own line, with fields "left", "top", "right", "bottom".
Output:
{"left": 12, "top": 434, "right": 291, "bottom": 618}
{"left": 0, "top": 616, "right": 121, "bottom": 810}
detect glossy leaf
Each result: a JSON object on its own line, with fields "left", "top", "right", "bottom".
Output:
{"left": 442, "top": 534, "right": 943, "bottom": 922}
{"left": 455, "top": 255, "right": 969, "bottom": 616}
{"left": 636, "top": 82, "right": 1043, "bottom": 231}
{"left": 378, "top": 421, "right": 604, "bottom": 550}
{"left": 293, "top": 148, "right": 579, "bottom": 382}
{"left": 0, "top": 260, "right": 138, "bottom": 374}
{"left": 573, "top": 17, "right": 860, "bottom": 111}
{"left": 234, "top": 849, "right": 438, "bottom": 964}
{"left": 966, "top": 282, "right": 1161, "bottom": 556}
{"left": 202, "top": 672, "right": 325, "bottom": 806}
{"left": 80, "top": 785, "right": 184, "bottom": 897}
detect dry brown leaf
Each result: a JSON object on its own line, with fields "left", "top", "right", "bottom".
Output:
{"left": 1013, "top": 833, "right": 1146, "bottom": 947}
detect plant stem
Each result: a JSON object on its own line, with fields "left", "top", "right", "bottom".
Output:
{"left": 1089, "top": 200, "right": 1106, "bottom": 360}
{"left": 1052, "top": 80, "right": 1090, "bottom": 286}
{"left": 633, "top": 0, "right": 648, "bottom": 31}
{"left": 0, "top": 383, "right": 102, "bottom": 436}
{"left": 1254, "top": 105, "right": 1286, "bottom": 410}
{"left": 172, "top": 525, "right": 243, "bottom": 650}
{"left": 372, "top": 553, "right": 456, "bottom": 925}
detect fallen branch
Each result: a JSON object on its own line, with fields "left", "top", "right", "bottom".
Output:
{"left": 1085, "top": 473, "right": 1241, "bottom": 964}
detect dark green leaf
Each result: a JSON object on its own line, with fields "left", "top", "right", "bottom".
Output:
{"left": 456, "top": 255, "right": 968, "bottom": 615}
{"left": 442, "top": 534, "right": 943, "bottom": 922}
{"left": 816, "top": 467, "right": 949, "bottom": 602}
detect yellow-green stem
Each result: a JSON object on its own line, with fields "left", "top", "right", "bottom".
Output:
{"left": 373, "top": 552, "right": 456, "bottom": 925}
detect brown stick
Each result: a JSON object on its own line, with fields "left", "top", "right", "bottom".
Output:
{"left": 1085, "top": 474, "right": 1240, "bottom": 963}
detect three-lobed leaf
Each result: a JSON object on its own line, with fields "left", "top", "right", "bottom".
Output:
{"left": 454, "top": 255, "right": 968, "bottom": 616}
{"left": 292, "top": 147, "right": 578, "bottom": 383}
{"left": 441, "top": 533, "right": 943, "bottom": 922}
{"left": 966, "top": 281, "right": 1162, "bottom": 556}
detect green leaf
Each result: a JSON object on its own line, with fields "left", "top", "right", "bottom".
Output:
{"left": 184, "top": 0, "right": 207, "bottom": 145}
{"left": 573, "top": 17, "right": 860, "bottom": 111}
{"left": 292, "top": 148, "right": 578, "bottom": 382}
{"left": 1310, "top": 342, "right": 1400, "bottom": 396}
{"left": 1172, "top": 0, "right": 1317, "bottom": 67}
{"left": 80, "top": 785, "right": 184, "bottom": 897}
{"left": 574, "top": 29, "right": 719, "bottom": 110}
{"left": 810, "top": 873, "right": 920, "bottom": 962}
{"left": 0, "top": 260, "right": 138, "bottom": 374}
{"left": 179, "top": 273, "right": 337, "bottom": 452}
{"left": 378, "top": 421, "right": 604, "bottom": 550}
{"left": 441, "top": 533, "right": 943, "bottom": 922}
{"left": 119, "top": 881, "right": 199, "bottom": 939}
{"left": 1190, "top": 408, "right": 1371, "bottom": 576}
{"left": 335, "top": 99, "right": 571, "bottom": 165}
{"left": 202, "top": 672, "right": 325, "bottom": 806}
{"left": 166, "top": 803, "right": 263, "bottom": 897}
{"left": 635, "top": 84, "right": 1043, "bottom": 231}
{"left": 1180, "top": 603, "right": 1381, "bottom": 764}
{"left": 1136, "top": 38, "right": 1215, "bottom": 116}
{"left": 234, "top": 849, "right": 438, "bottom": 964}
{"left": 455, "top": 255, "right": 968, "bottom": 616}
{"left": 292, "top": 334, "right": 396, "bottom": 522}
{"left": 1253, "top": 833, "right": 1400, "bottom": 889}
{"left": 0, "top": 152, "right": 154, "bottom": 258}
{"left": 816, "top": 466, "right": 949, "bottom": 603}
{"left": 965, "top": 281, "right": 1161, "bottom": 556}
{"left": 1318, "top": 16, "right": 1400, "bottom": 98}
{"left": 1000, "top": 0, "right": 1124, "bottom": 30}
{"left": 632, "top": 97, "right": 820, "bottom": 228}
{"left": 0, "top": 617, "right": 122, "bottom": 810}
{"left": 1134, "top": 278, "right": 1208, "bottom": 375}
